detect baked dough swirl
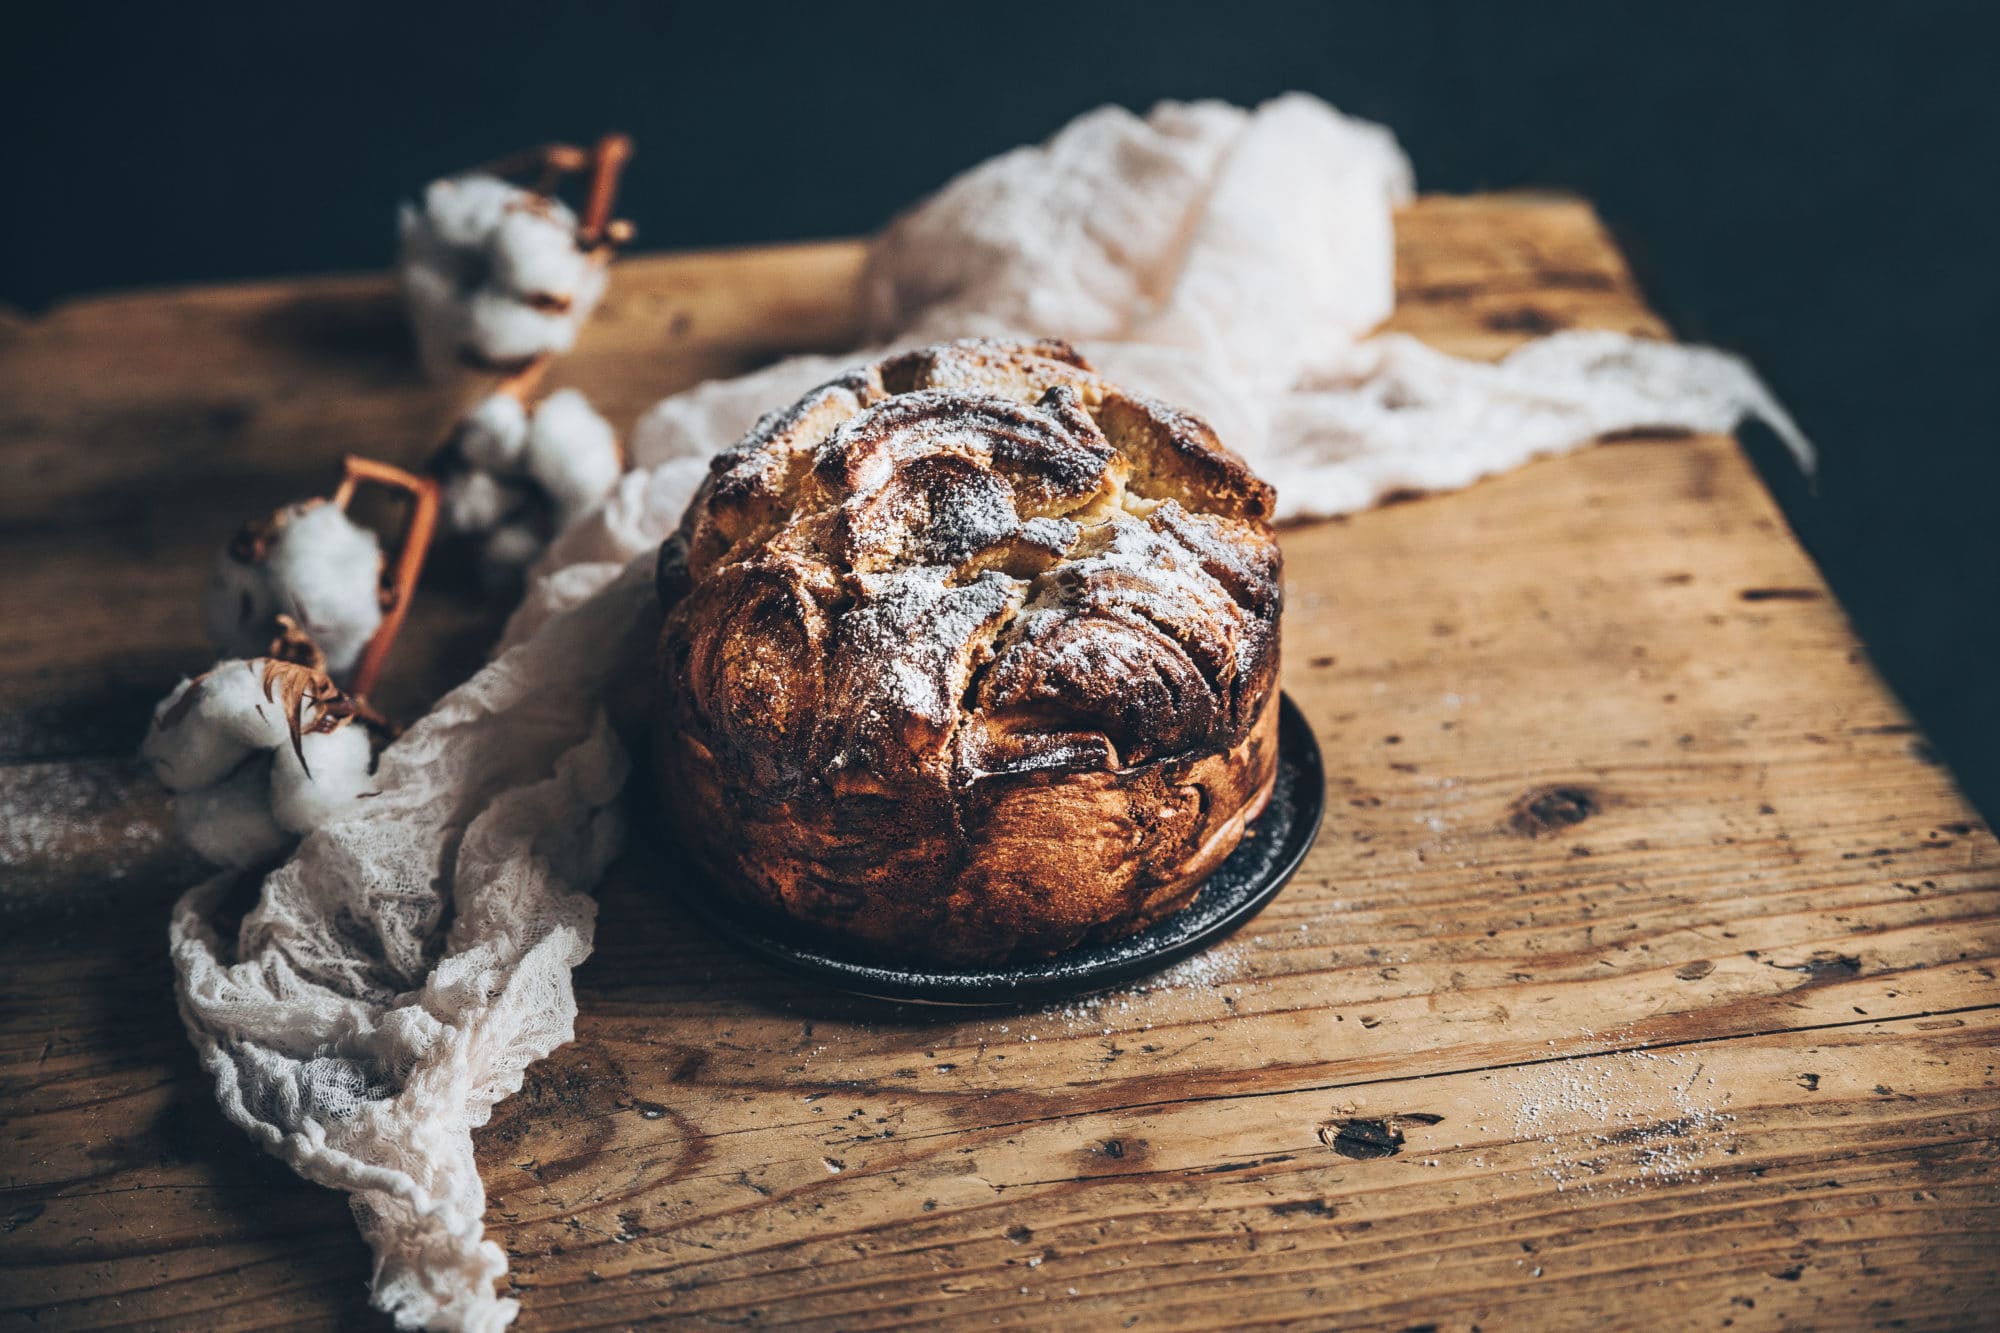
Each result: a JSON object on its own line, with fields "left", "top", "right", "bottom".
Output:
{"left": 653, "top": 338, "right": 1283, "bottom": 962}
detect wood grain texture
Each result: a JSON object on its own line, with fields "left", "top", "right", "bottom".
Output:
{"left": 1, "top": 196, "right": 1995, "bottom": 1331}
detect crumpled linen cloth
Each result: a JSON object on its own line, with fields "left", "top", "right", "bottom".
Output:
{"left": 171, "top": 93, "right": 1809, "bottom": 1331}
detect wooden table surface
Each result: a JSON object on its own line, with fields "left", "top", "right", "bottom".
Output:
{"left": 3, "top": 197, "right": 1996, "bottom": 1331}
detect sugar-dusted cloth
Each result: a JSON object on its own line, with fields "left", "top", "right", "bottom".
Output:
{"left": 171, "top": 94, "right": 1808, "bottom": 1331}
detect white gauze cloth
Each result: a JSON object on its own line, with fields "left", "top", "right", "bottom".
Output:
{"left": 171, "top": 93, "right": 1809, "bottom": 1331}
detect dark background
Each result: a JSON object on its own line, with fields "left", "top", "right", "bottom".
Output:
{"left": 5, "top": 3, "right": 1995, "bottom": 818}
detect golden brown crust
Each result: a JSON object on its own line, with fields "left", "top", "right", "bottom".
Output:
{"left": 653, "top": 338, "right": 1282, "bottom": 963}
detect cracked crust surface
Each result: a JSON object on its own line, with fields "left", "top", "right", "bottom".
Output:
{"left": 652, "top": 338, "right": 1282, "bottom": 963}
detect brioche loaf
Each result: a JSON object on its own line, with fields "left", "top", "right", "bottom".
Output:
{"left": 653, "top": 338, "right": 1283, "bottom": 963}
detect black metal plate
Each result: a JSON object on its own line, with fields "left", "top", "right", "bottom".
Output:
{"left": 639, "top": 693, "right": 1324, "bottom": 1007}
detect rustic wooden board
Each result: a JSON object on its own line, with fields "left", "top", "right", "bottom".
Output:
{"left": 2, "top": 196, "right": 1995, "bottom": 1331}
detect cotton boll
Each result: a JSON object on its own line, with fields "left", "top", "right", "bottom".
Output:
{"left": 176, "top": 756, "right": 290, "bottom": 869}
{"left": 144, "top": 678, "right": 250, "bottom": 792}
{"left": 457, "top": 392, "right": 530, "bottom": 472}
{"left": 465, "top": 287, "right": 578, "bottom": 367}
{"left": 569, "top": 259, "right": 610, "bottom": 329}
{"left": 484, "top": 522, "right": 546, "bottom": 572}
{"left": 398, "top": 186, "right": 506, "bottom": 377}
{"left": 259, "top": 504, "right": 385, "bottom": 679}
{"left": 397, "top": 202, "right": 479, "bottom": 295}
{"left": 269, "top": 724, "right": 376, "bottom": 835}
{"left": 190, "top": 660, "right": 299, "bottom": 749}
{"left": 397, "top": 170, "right": 612, "bottom": 376}
{"left": 491, "top": 208, "right": 591, "bottom": 305}
{"left": 420, "top": 174, "right": 523, "bottom": 252}
{"left": 143, "top": 657, "right": 382, "bottom": 869}
{"left": 440, "top": 469, "right": 518, "bottom": 535}
{"left": 143, "top": 661, "right": 294, "bottom": 790}
{"left": 432, "top": 387, "right": 624, "bottom": 584}
{"left": 204, "top": 553, "right": 279, "bottom": 661}
{"left": 205, "top": 503, "right": 384, "bottom": 682}
{"left": 523, "top": 389, "right": 622, "bottom": 528}
{"left": 397, "top": 242, "right": 473, "bottom": 377}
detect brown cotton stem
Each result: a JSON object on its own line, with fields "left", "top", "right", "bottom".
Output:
{"left": 578, "top": 133, "right": 634, "bottom": 246}
{"left": 336, "top": 456, "right": 441, "bottom": 699}
{"left": 467, "top": 135, "right": 633, "bottom": 244}
{"left": 497, "top": 356, "right": 553, "bottom": 405}
{"left": 479, "top": 141, "right": 591, "bottom": 192}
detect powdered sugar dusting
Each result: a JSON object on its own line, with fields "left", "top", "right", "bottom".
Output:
{"left": 832, "top": 568, "right": 1025, "bottom": 744}
{"left": 1477, "top": 1036, "right": 1738, "bottom": 1193}
{"left": 0, "top": 761, "right": 176, "bottom": 904}
{"left": 1019, "top": 941, "right": 1255, "bottom": 1036}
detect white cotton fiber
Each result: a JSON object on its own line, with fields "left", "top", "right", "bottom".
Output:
{"left": 202, "top": 559, "right": 282, "bottom": 674}
{"left": 260, "top": 504, "right": 385, "bottom": 678}
{"left": 483, "top": 521, "right": 545, "bottom": 571}
{"left": 464, "top": 286, "right": 578, "bottom": 366}
{"left": 440, "top": 469, "right": 516, "bottom": 535}
{"left": 143, "top": 660, "right": 292, "bottom": 790}
{"left": 175, "top": 756, "right": 290, "bottom": 869}
{"left": 394, "top": 248, "right": 469, "bottom": 377}
{"left": 397, "top": 172, "right": 608, "bottom": 377}
{"left": 419, "top": 175, "right": 522, "bottom": 252}
{"left": 270, "top": 724, "right": 377, "bottom": 834}
{"left": 457, "top": 392, "right": 530, "bottom": 471}
{"left": 437, "top": 388, "right": 624, "bottom": 578}
{"left": 491, "top": 208, "right": 592, "bottom": 305}
{"left": 204, "top": 504, "right": 384, "bottom": 680}
{"left": 524, "top": 389, "right": 622, "bottom": 528}
{"left": 206, "top": 502, "right": 383, "bottom": 681}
